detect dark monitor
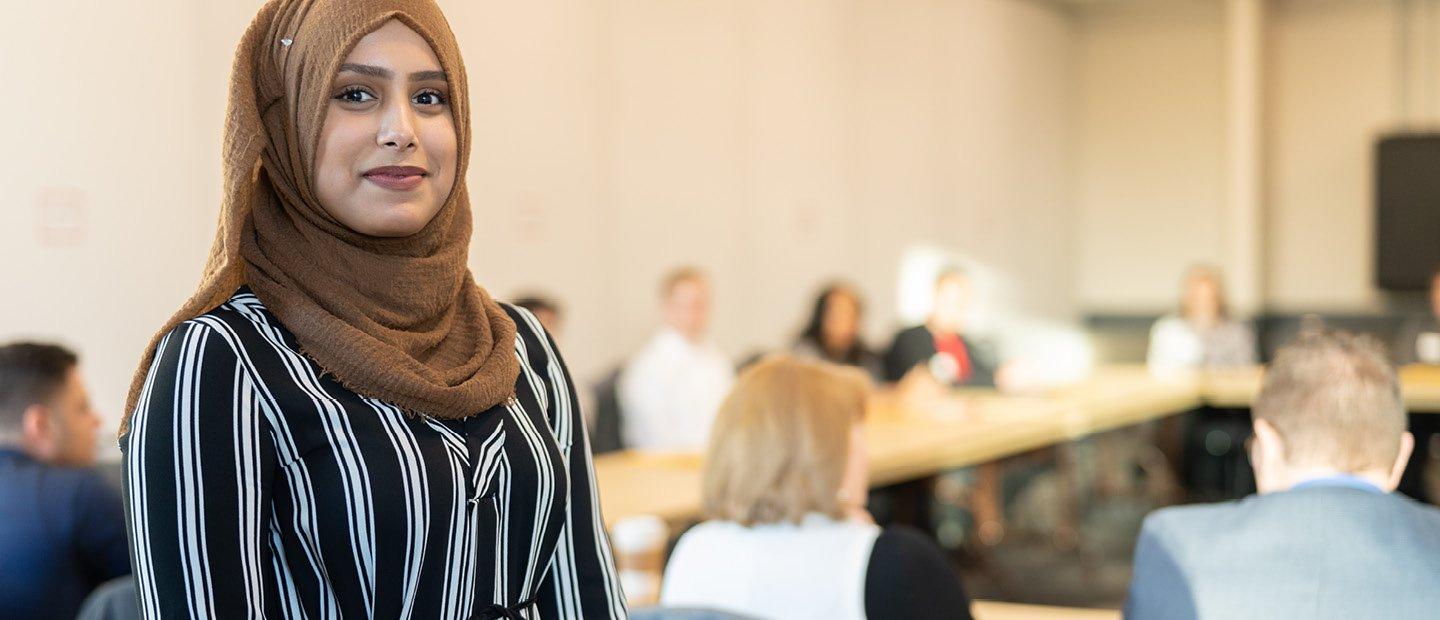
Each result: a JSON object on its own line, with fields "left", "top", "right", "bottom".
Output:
{"left": 1376, "top": 133, "right": 1440, "bottom": 291}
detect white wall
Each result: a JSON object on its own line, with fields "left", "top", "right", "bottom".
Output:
{"left": 1074, "top": 0, "right": 1226, "bottom": 314}
{"left": 0, "top": 0, "right": 1077, "bottom": 452}
{"left": 1264, "top": 0, "right": 1407, "bottom": 312}
{"left": 1074, "top": 0, "right": 1440, "bottom": 315}
{"left": 0, "top": 1, "right": 213, "bottom": 456}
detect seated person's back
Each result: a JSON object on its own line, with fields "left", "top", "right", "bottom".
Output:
{"left": 1126, "top": 330, "right": 1440, "bottom": 619}
{"left": 0, "top": 343, "right": 130, "bottom": 620}
{"left": 661, "top": 357, "right": 971, "bottom": 620}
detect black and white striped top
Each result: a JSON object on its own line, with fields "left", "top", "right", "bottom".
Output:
{"left": 122, "top": 287, "right": 626, "bottom": 619}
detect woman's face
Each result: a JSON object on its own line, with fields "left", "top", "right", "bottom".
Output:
{"left": 931, "top": 274, "right": 972, "bottom": 333}
{"left": 1431, "top": 272, "right": 1440, "bottom": 319}
{"left": 314, "top": 20, "right": 457, "bottom": 237}
{"left": 821, "top": 290, "right": 861, "bottom": 352}
{"left": 1185, "top": 274, "right": 1222, "bottom": 325}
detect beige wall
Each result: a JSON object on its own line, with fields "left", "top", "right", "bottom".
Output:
{"left": 0, "top": 0, "right": 1077, "bottom": 451}
{"left": 1074, "top": 0, "right": 1226, "bottom": 313}
{"left": 1075, "top": 0, "right": 1440, "bottom": 315}
{"left": 1264, "top": 0, "right": 1405, "bottom": 312}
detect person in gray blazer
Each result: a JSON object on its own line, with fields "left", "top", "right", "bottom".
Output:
{"left": 1125, "top": 330, "right": 1440, "bottom": 620}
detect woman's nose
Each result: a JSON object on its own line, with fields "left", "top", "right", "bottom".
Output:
{"left": 377, "top": 103, "right": 418, "bottom": 150}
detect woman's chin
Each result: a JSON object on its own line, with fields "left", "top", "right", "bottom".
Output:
{"left": 350, "top": 201, "right": 441, "bottom": 237}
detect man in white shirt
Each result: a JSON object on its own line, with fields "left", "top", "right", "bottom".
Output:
{"left": 620, "top": 268, "right": 735, "bottom": 451}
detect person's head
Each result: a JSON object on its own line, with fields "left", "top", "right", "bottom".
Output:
{"left": 314, "top": 18, "right": 458, "bottom": 237}
{"left": 1250, "top": 330, "right": 1411, "bottom": 494}
{"left": 929, "top": 267, "right": 973, "bottom": 334}
{"left": 659, "top": 267, "right": 712, "bottom": 342}
{"left": 514, "top": 295, "right": 563, "bottom": 338}
{"left": 800, "top": 283, "right": 866, "bottom": 360}
{"left": 0, "top": 343, "right": 99, "bottom": 466}
{"left": 703, "top": 357, "right": 871, "bottom": 526}
{"left": 1429, "top": 267, "right": 1440, "bottom": 320}
{"left": 1180, "top": 265, "right": 1229, "bottom": 326}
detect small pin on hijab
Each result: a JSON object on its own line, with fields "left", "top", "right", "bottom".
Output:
{"left": 280, "top": 38, "right": 293, "bottom": 47}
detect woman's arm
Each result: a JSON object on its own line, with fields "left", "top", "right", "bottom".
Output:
{"left": 511, "top": 310, "right": 628, "bottom": 619}
{"left": 122, "top": 319, "right": 277, "bottom": 618}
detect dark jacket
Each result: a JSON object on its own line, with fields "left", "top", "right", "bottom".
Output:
{"left": 881, "top": 325, "right": 996, "bottom": 387}
{"left": 0, "top": 448, "right": 130, "bottom": 620}
{"left": 1126, "top": 484, "right": 1440, "bottom": 619}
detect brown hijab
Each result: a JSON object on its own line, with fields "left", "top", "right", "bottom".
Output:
{"left": 120, "top": 0, "right": 518, "bottom": 435}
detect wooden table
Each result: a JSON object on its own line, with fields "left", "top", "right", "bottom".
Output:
{"left": 597, "top": 366, "right": 1200, "bottom": 527}
{"left": 1203, "top": 364, "right": 1440, "bottom": 411}
{"left": 973, "top": 600, "right": 1118, "bottom": 620}
{"left": 596, "top": 364, "right": 1440, "bottom": 528}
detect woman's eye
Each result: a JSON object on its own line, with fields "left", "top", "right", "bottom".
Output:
{"left": 414, "top": 90, "right": 447, "bottom": 106}
{"left": 335, "top": 87, "right": 376, "bottom": 104}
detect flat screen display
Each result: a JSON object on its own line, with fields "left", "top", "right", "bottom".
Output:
{"left": 1376, "top": 133, "right": 1440, "bottom": 291}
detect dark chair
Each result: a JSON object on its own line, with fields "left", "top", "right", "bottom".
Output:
{"left": 76, "top": 576, "right": 139, "bottom": 620}
{"left": 590, "top": 365, "right": 627, "bottom": 455}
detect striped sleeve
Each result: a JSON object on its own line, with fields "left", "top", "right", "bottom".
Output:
{"left": 515, "top": 313, "right": 628, "bottom": 619}
{"left": 122, "top": 319, "right": 278, "bottom": 619}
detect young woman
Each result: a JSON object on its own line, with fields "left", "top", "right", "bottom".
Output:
{"left": 120, "top": 2, "right": 624, "bottom": 617}
{"left": 793, "top": 282, "right": 882, "bottom": 379}
{"left": 1147, "top": 265, "right": 1258, "bottom": 375}
{"left": 660, "top": 357, "right": 972, "bottom": 620}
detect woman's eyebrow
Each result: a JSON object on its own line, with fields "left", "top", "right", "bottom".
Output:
{"left": 338, "top": 63, "right": 447, "bottom": 82}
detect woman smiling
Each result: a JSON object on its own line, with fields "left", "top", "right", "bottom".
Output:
{"left": 119, "top": 1, "right": 624, "bottom": 618}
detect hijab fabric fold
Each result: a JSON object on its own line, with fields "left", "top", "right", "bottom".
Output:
{"left": 121, "top": 0, "right": 518, "bottom": 436}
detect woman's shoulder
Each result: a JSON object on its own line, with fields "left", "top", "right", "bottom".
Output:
{"left": 871, "top": 525, "right": 946, "bottom": 561}
{"left": 1150, "top": 315, "right": 1191, "bottom": 336}
{"left": 152, "top": 287, "right": 278, "bottom": 361}
{"left": 678, "top": 516, "right": 879, "bottom": 547}
{"left": 865, "top": 525, "right": 972, "bottom": 619}
{"left": 499, "top": 301, "right": 557, "bottom": 348}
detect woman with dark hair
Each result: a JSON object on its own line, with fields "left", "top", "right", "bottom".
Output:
{"left": 120, "top": 1, "right": 624, "bottom": 616}
{"left": 794, "top": 283, "right": 882, "bottom": 378}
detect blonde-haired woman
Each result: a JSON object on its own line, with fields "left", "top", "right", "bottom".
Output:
{"left": 1147, "top": 265, "right": 1257, "bottom": 376}
{"left": 660, "top": 357, "right": 971, "bottom": 620}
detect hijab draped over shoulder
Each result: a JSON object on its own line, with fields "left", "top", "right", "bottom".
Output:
{"left": 121, "top": 0, "right": 518, "bottom": 435}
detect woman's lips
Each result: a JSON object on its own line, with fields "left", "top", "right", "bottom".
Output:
{"left": 363, "top": 166, "right": 427, "bottom": 191}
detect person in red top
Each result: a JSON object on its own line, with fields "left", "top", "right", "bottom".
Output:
{"left": 883, "top": 268, "right": 996, "bottom": 387}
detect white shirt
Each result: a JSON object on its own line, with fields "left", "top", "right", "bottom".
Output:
{"left": 619, "top": 327, "right": 734, "bottom": 451}
{"left": 1147, "top": 315, "right": 1257, "bottom": 378}
{"left": 661, "top": 514, "right": 880, "bottom": 620}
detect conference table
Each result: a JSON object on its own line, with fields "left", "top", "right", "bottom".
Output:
{"left": 595, "top": 364, "right": 1440, "bottom": 529}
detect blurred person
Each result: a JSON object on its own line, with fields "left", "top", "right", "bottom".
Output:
{"left": 120, "top": 3, "right": 622, "bottom": 616}
{"left": 620, "top": 267, "right": 734, "bottom": 451}
{"left": 1395, "top": 267, "right": 1440, "bottom": 366}
{"left": 514, "top": 294, "right": 563, "bottom": 339}
{"left": 1149, "top": 265, "right": 1260, "bottom": 501}
{"left": 1146, "top": 265, "right": 1258, "bottom": 376}
{"left": 1126, "top": 331, "right": 1440, "bottom": 619}
{"left": 0, "top": 342, "right": 129, "bottom": 620}
{"left": 1393, "top": 267, "right": 1440, "bottom": 503}
{"left": 793, "top": 282, "right": 882, "bottom": 378}
{"left": 882, "top": 267, "right": 999, "bottom": 387}
{"left": 661, "top": 357, "right": 973, "bottom": 620}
